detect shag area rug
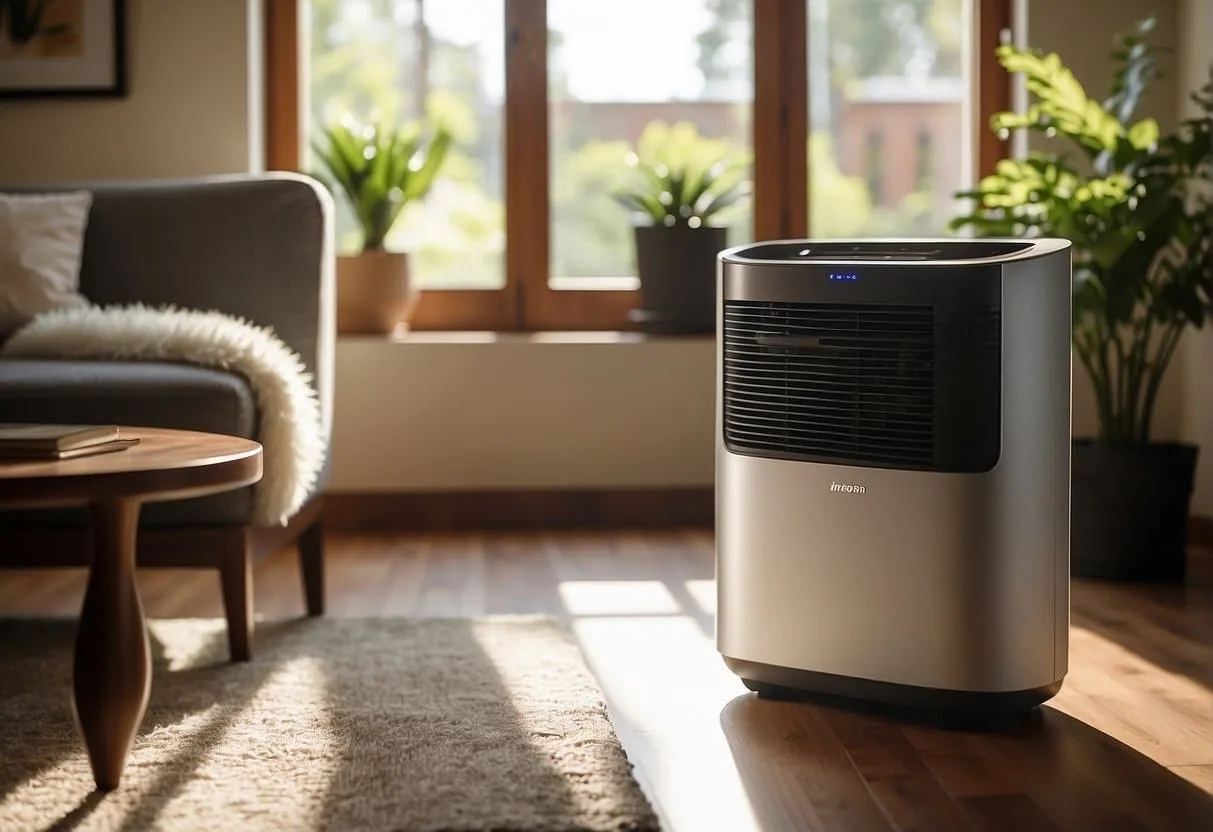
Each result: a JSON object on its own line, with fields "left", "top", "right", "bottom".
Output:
{"left": 0, "top": 617, "right": 659, "bottom": 832}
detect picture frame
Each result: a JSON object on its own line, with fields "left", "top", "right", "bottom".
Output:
{"left": 0, "top": 0, "right": 127, "bottom": 99}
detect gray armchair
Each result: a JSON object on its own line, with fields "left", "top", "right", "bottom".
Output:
{"left": 0, "top": 173, "right": 336, "bottom": 661}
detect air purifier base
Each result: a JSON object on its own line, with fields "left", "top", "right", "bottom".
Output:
{"left": 724, "top": 655, "right": 1063, "bottom": 729}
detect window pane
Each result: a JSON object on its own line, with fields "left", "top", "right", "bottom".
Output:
{"left": 808, "top": 0, "right": 970, "bottom": 237}
{"left": 548, "top": 0, "right": 754, "bottom": 290}
{"left": 307, "top": 0, "right": 505, "bottom": 289}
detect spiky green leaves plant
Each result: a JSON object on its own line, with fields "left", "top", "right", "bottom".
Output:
{"left": 951, "top": 18, "right": 1213, "bottom": 444}
{"left": 311, "top": 116, "right": 452, "bottom": 252}
{"left": 612, "top": 121, "right": 752, "bottom": 228}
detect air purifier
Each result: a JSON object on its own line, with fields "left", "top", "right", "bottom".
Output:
{"left": 715, "top": 238, "right": 1072, "bottom": 714}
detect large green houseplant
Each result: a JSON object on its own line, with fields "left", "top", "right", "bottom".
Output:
{"left": 312, "top": 115, "right": 451, "bottom": 334}
{"left": 952, "top": 18, "right": 1213, "bottom": 581}
{"left": 613, "top": 121, "right": 751, "bottom": 333}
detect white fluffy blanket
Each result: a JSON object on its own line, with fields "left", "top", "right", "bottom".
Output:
{"left": 1, "top": 304, "right": 325, "bottom": 526}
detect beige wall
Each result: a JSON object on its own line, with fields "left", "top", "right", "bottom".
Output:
{"left": 1025, "top": 0, "right": 1180, "bottom": 136}
{"left": 1178, "top": 0, "right": 1213, "bottom": 514}
{"left": 0, "top": 0, "right": 260, "bottom": 185}
{"left": 330, "top": 336, "right": 716, "bottom": 492}
{"left": 1024, "top": 0, "right": 1185, "bottom": 442}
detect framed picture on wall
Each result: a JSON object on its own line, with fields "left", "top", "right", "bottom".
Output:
{"left": 0, "top": 0, "right": 127, "bottom": 99}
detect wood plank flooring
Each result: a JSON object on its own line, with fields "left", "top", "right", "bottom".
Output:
{"left": 2, "top": 530, "right": 1212, "bottom": 831}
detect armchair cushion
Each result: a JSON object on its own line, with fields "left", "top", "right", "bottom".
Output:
{"left": 0, "top": 192, "right": 92, "bottom": 339}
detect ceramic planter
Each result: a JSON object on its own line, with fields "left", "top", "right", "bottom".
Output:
{"left": 1070, "top": 439, "right": 1199, "bottom": 582}
{"left": 631, "top": 224, "right": 727, "bottom": 335}
{"left": 336, "top": 250, "right": 419, "bottom": 335}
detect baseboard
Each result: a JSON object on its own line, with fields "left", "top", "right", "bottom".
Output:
{"left": 321, "top": 487, "right": 714, "bottom": 532}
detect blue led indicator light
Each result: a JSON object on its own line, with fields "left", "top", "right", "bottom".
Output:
{"left": 828, "top": 272, "right": 859, "bottom": 282}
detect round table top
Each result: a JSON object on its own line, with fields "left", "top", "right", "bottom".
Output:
{"left": 0, "top": 427, "right": 263, "bottom": 506}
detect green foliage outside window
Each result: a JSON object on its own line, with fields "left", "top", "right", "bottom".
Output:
{"left": 307, "top": 0, "right": 967, "bottom": 285}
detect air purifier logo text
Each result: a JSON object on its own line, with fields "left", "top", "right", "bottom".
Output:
{"left": 830, "top": 481, "right": 866, "bottom": 494}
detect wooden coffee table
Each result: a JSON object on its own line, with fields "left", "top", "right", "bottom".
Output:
{"left": 0, "top": 427, "right": 262, "bottom": 791}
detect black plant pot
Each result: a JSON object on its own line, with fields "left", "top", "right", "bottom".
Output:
{"left": 1070, "top": 439, "right": 1199, "bottom": 582}
{"left": 631, "top": 224, "right": 727, "bottom": 335}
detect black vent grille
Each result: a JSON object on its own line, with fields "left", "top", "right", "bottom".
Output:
{"left": 724, "top": 300, "right": 1000, "bottom": 471}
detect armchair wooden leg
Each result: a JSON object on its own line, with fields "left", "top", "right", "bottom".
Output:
{"left": 219, "top": 536, "right": 254, "bottom": 662}
{"left": 299, "top": 519, "right": 325, "bottom": 617}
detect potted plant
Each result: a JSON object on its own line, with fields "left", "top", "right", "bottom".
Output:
{"left": 612, "top": 121, "right": 751, "bottom": 334}
{"left": 951, "top": 18, "right": 1213, "bottom": 581}
{"left": 311, "top": 115, "right": 451, "bottom": 335}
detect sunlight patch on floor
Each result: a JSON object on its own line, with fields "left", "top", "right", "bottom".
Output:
{"left": 684, "top": 579, "right": 716, "bottom": 617}
{"left": 151, "top": 618, "right": 229, "bottom": 671}
{"left": 570, "top": 614, "right": 761, "bottom": 832}
{"left": 1172, "top": 765, "right": 1213, "bottom": 794}
{"left": 557, "top": 580, "right": 681, "bottom": 616}
{"left": 572, "top": 615, "right": 743, "bottom": 731}
{"left": 0, "top": 707, "right": 220, "bottom": 831}
{"left": 156, "top": 655, "right": 338, "bottom": 828}
{"left": 1058, "top": 625, "right": 1213, "bottom": 768}
{"left": 1067, "top": 624, "right": 1213, "bottom": 705}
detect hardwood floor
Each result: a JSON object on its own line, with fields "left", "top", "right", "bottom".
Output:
{"left": 2, "top": 530, "right": 1212, "bottom": 831}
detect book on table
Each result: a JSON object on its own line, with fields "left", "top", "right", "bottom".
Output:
{"left": 0, "top": 424, "right": 140, "bottom": 460}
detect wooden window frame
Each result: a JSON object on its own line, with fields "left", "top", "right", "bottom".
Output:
{"left": 267, "top": 0, "right": 1012, "bottom": 332}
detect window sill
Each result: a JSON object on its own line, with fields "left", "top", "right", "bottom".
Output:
{"left": 336, "top": 330, "right": 716, "bottom": 345}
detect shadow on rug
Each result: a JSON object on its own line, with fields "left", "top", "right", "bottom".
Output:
{"left": 0, "top": 616, "right": 660, "bottom": 832}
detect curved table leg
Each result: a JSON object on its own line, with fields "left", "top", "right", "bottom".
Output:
{"left": 72, "top": 499, "right": 152, "bottom": 791}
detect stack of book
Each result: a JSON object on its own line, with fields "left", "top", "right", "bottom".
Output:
{"left": 0, "top": 424, "right": 140, "bottom": 461}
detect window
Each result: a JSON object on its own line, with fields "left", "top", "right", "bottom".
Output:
{"left": 916, "top": 130, "right": 934, "bottom": 191}
{"left": 809, "top": 0, "right": 968, "bottom": 237}
{"left": 547, "top": 0, "right": 753, "bottom": 291}
{"left": 863, "top": 131, "right": 885, "bottom": 207}
{"left": 266, "top": 0, "right": 1012, "bottom": 330}
{"left": 308, "top": 0, "right": 505, "bottom": 290}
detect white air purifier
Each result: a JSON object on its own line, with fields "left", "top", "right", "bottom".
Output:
{"left": 715, "top": 239, "right": 1072, "bottom": 714}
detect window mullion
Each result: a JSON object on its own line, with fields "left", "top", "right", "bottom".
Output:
{"left": 504, "top": 0, "right": 550, "bottom": 330}
{"left": 265, "top": 0, "right": 301, "bottom": 172}
{"left": 753, "top": 0, "right": 807, "bottom": 240}
{"left": 976, "top": 0, "right": 1013, "bottom": 178}
{"left": 781, "top": 0, "right": 808, "bottom": 238}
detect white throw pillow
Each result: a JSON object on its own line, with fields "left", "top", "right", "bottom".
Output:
{"left": 0, "top": 191, "right": 93, "bottom": 339}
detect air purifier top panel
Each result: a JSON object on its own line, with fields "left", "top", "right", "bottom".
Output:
{"left": 721, "top": 238, "right": 1068, "bottom": 267}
